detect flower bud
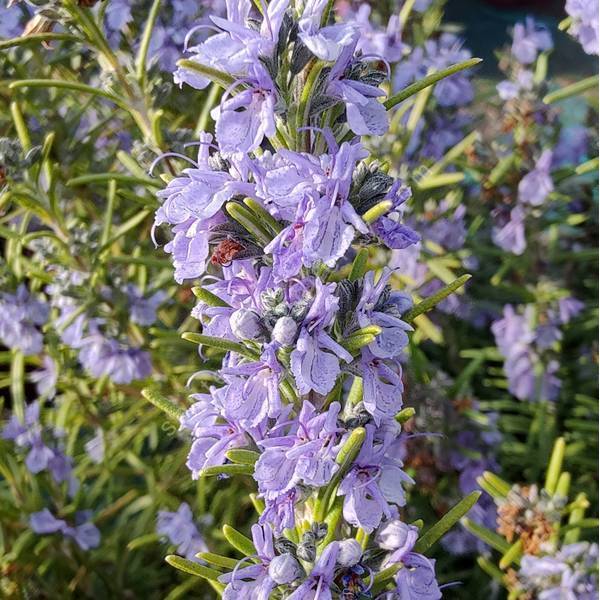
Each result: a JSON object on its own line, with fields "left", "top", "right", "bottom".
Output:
{"left": 272, "top": 316, "right": 297, "bottom": 345}
{"left": 376, "top": 520, "right": 418, "bottom": 558}
{"left": 229, "top": 309, "right": 263, "bottom": 340}
{"left": 337, "top": 538, "right": 362, "bottom": 567}
{"left": 311, "top": 522, "right": 328, "bottom": 540}
{"left": 268, "top": 553, "right": 303, "bottom": 584}
{"left": 274, "top": 537, "right": 297, "bottom": 555}
{"left": 297, "top": 540, "right": 316, "bottom": 562}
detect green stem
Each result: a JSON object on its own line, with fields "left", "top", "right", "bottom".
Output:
{"left": 136, "top": 0, "right": 162, "bottom": 86}
{"left": 0, "top": 33, "right": 80, "bottom": 50}
{"left": 195, "top": 84, "right": 222, "bottom": 136}
{"left": 297, "top": 60, "right": 325, "bottom": 151}
{"left": 384, "top": 58, "right": 482, "bottom": 110}
{"left": 10, "top": 351, "right": 25, "bottom": 423}
{"left": 101, "top": 179, "right": 117, "bottom": 246}
{"left": 9, "top": 80, "right": 131, "bottom": 112}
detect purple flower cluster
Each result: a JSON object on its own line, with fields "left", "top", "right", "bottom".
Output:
{"left": 104, "top": 0, "right": 208, "bottom": 71}
{"left": 491, "top": 299, "right": 583, "bottom": 402}
{"left": 46, "top": 271, "right": 157, "bottom": 384}
{"left": 565, "top": 0, "right": 599, "bottom": 55}
{"left": 492, "top": 150, "right": 554, "bottom": 255}
{"left": 0, "top": 285, "right": 49, "bottom": 355}
{"left": 511, "top": 17, "right": 553, "bottom": 65}
{"left": 394, "top": 33, "right": 474, "bottom": 108}
{"left": 180, "top": 265, "right": 414, "bottom": 532}
{"left": 336, "top": 3, "right": 407, "bottom": 63}
{"left": 29, "top": 508, "right": 100, "bottom": 551}
{"left": 155, "top": 136, "right": 416, "bottom": 284}
{"left": 215, "top": 518, "right": 441, "bottom": 599}
{"left": 377, "top": 520, "right": 442, "bottom": 599}
{"left": 496, "top": 17, "right": 553, "bottom": 102}
{"left": 156, "top": 502, "right": 208, "bottom": 562}
{"left": 2, "top": 401, "right": 79, "bottom": 495}
{"left": 217, "top": 523, "right": 368, "bottom": 598}
{"left": 77, "top": 325, "right": 153, "bottom": 384}
{"left": 517, "top": 542, "right": 599, "bottom": 598}
{"left": 151, "top": 0, "right": 449, "bottom": 596}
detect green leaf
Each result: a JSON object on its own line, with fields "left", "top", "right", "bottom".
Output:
{"left": 395, "top": 407, "right": 415, "bottom": 424}
{"left": 165, "top": 555, "right": 222, "bottom": 580}
{"left": 222, "top": 524, "right": 256, "bottom": 557}
{"left": 480, "top": 471, "right": 511, "bottom": 497}
{"left": 249, "top": 493, "right": 265, "bottom": 515}
{"left": 10, "top": 101, "right": 31, "bottom": 151}
{"left": 543, "top": 75, "right": 599, "bottom": 104}
{"left": 127, "top": 533, "right": 160, "bottom": 550}
{"left": 67, "top": 173, "right": 160, "bottom": 188}
{"left": 225, "top": 449, "right": 260, "bottom": 465}
{"left": 225, "top": 201, "right": 272, "bottom": 246}
{"left": 399, "top": 0, "right": 415, "bottom": 26}
{"left": 555, "top": 472, "right": 571, "bottom": 498}
{"left": 564, "top": 492, "right": 589, "bottom": 544}
{"left": 561, "top": 518, "right": 600, "bottom": 533}
{"left": 181, "top": 332, "right": 258, "bottom": 360}
{"left": 485, "top": 154, "right": 516, "bottom": 188}
{"left": 349, "top": 248, "right": 369, "bottom": 281}
{"left": 117, "top": 150, "right": 151, "bottom": 179}
{"left": 403, "top": 275, "right": 471, "bottom": 321}
{"left": 370, "top": 563, "right": 402, "bottom": 593}
{"left": 176, "top": 59, "right": 236, "bottom": 88}
{"left": 544, "top": 437, "right": 565, "bottom": 495}
{"left": 296, "top": 60, "right": 327, "bottom": 150}
{"left": 342, "top": 333, "right": 377, "bottom": 353}
{"left": 461, "top": 518, "right": 510, "bottom": 553}
{"left": 99, "top": 210, "right": 152, "bottom": 252}
{"left": 201, "top": 464, "right": 254, "bottom": 477}
{"left": 449, "top": 356, "right": 485, "bottom": 397}
{"left": 476, "top": 556, "right": 505, "bottom": 582}
{"left": 415, "top": 172, "right": 464, "bottom": 190}
{"left": 318, "top": 502, "right": 343, "bottom": 548}
{"left": 0, "top": 33, "right": 79, "bottom": 50}
{"left": 499, "top": 539, "right": 523, "bottom": 569}
{"left": 10, "top": 351, "right": 25, "bottom": 423}
{"left": 347, "top": 376, "right": 363, "bottom": 407}
{"left": 413, "top": 491, "right": 481, "bottom": 554}
{"left": 9, "top": 79, "right": 131, "bottom": 112}
{"left": 0, "top": 224, "right": 19, "bottom": 240}
{"left": 384, "top": 58, "right": 482, "bottom": 110}
{"left": 141, "top": 388, "right": 183, "bottom": 421}
{"left": 196, "top": 552, "right": 240, "bottom": 569}
{"left": 314, "top": 427, "right": 366, "bottom": 522}
{"left": 362, "top": 200, "right": 393, "bottom": 224}
{"left": 101, "top": 179, "right": 117, "bottom": 246}
{"left": 476, "top": 475, "right": 507, "bottom": 500}
{"left": 575, "top": 156, "right": 599, "bottom": 176}
{"left": 405, "top": 84, "right": 432, "bottom": 138}
{"left": 11, "top": 193, "right": 52, "bottom": 221}
{"left": 191, "top": 286, "right": 231, "bottom": 308}
{"left": 243, "top": 198, "right": 283, "bottom": 235}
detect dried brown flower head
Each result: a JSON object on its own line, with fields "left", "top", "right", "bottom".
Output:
{"left": 496, "top": 485, "right": 555, "bottom": 555}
